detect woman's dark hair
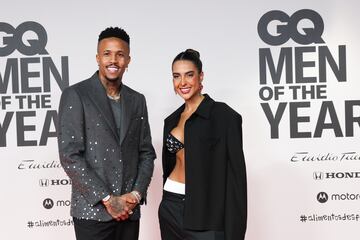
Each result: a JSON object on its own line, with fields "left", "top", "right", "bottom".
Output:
{"left": 172, "top": 49, "right": 202, "bottom": 73}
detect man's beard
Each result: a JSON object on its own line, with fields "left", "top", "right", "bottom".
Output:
{"left": 105, "top": 75, "right": 121, "bottom": 82}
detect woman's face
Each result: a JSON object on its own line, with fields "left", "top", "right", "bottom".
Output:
{"left": 172, "top": 60, "right": 203, "bottom": 101}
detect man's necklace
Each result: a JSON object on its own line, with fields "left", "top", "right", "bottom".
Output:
{"left": 107, "top": 92, "right": 121, "bottom": 101}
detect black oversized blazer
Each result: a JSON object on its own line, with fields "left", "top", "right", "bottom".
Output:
{"left": 162, "top": 94, "right": 247, "bottom": 240}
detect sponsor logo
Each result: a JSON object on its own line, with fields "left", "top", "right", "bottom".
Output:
{"left": 291, "top": 152, "right": 360, "bottom": 163}
{"left": 39, "top": 179, "right": 49, "bottom": 187}
{"left": 300, "top": 213, "right": 360, "bottom": 223}
{"left": 43, "top": 198, "right": 54, "bottom": 209}
{"left": 314, "top": 171, "right": 360, "bottom": 180}
{"left": 27, "top": 218, "right": 74, "bottom": 228}
{"left": 17, "top": 159, "right": 62, "bottom": 170}
{"left": 317, "top": 192, "right": 360, "bottom": 203}
{"left": 42, "top": 198, "right": 71, "bottom": 209}
{"left": 313, "top": 172, "right": 324, "bottom": 180}
{"left": 317, "top": 192, "right": 328, "bottom": 203}
{"left": 39, "top": 178, "right": 71, "bottom": 187}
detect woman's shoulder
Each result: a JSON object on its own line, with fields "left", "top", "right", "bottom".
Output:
{"left": 212, "top": 101, "right": 242, "bottom": 121}
{"left": 164, "top": 104, "right": 185, "bottom": 123}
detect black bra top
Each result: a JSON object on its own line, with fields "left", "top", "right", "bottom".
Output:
{"left": 166, "top": 133, "right": 184, "bottom": 153}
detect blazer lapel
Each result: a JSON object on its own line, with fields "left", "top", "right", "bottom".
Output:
{"left": 164, "top": 103, "right": 185, "bottom": 134}
{"left": 87, "top": 73, "right": 120, "bottom": 142}
{"left": 119, "top": 85, "right": 133, "bottom": 145}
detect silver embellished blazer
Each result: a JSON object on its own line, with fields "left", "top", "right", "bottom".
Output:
{"left": 57, "top": 72, "right": 156, "bottom": 221}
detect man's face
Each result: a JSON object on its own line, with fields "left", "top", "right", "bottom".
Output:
{"left": 96, "top": 37, "right": 130, "bottom": 82}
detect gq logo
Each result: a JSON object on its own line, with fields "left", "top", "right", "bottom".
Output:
{"left": 0, "top": 21, "right": 48, "bottom": 56}
{"left": 258, "top": 9, "right": 324, "bottom": 45}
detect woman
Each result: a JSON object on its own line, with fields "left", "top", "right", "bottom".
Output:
{"left": 158, "top": 49, "right": 247, "bottom": 240}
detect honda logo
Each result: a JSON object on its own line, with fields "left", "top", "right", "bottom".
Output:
{"left": 39, "top": 179, "right": 50, "bottom": 187}
{"left": 39, "top": 178, "right": 71, "bottom": 187}
{"left": 313, "top": 172, "right": 324, "bottom": 180}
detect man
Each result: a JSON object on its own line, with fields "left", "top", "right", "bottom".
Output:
{"left": 57, "top": 27, "right": 156, "bottom": 240}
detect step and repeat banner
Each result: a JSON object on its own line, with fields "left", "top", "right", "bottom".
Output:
{"left": 1, "top": 0, "right": 359, "bottom": 239}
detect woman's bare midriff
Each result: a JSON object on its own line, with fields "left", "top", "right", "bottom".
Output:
{"left": 169, "top": 149, "right": 185, "bottom": 183}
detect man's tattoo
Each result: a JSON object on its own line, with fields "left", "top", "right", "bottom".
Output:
{"left": 109, "top": 197, "right": 125, "bottom": 214}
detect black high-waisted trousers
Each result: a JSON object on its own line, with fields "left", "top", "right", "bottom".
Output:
{"left": 158, "top": 190, "right": 225, "bottom": 240}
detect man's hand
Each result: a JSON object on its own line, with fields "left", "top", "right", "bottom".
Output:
{"left": 120, "top": 193, "right": 139, "bottom": 214}
{"left": 103, "top": 195, "right": 130, "bottom": 221}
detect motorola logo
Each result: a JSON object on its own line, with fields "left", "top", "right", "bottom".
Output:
{"left": 39, "top": 178, "right": 72, "bottom": 187}
{"left": 313, "top": 171, "right": 360, "bottom": 180}
{"left": 317, "top": 192, "right": 360, "bottom": 203}
{"left": 317, "top": 192, "right": 328, "bottom": 203}
{"left": 42, "top": 198, "right": 71, "bottom": 209}
{"left": 43, "top": 198, "right": 54, "bottom": 209}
